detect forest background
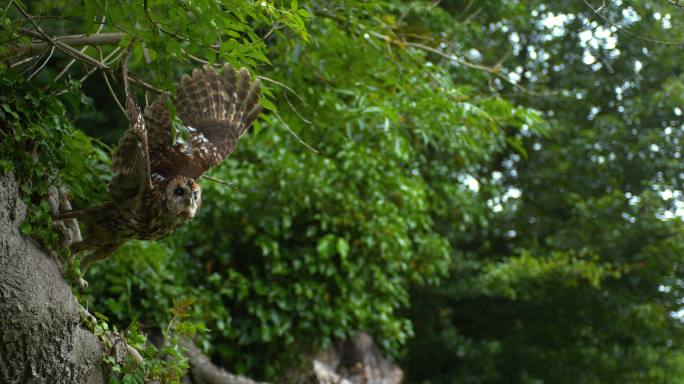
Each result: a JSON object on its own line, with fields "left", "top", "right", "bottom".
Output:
{"left": 3, "top": 0, "right": 684, "bottom": 383}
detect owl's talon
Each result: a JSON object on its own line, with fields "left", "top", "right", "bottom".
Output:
{"left": 47, "top": 186, "right": 61, "bottom": 216}
{"left": 47, "top": 185, "right": 82, "bottom": 249}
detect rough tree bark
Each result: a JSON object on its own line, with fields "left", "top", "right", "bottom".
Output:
{"left": 0, "top": 173, "right": 105, "bottom": 383}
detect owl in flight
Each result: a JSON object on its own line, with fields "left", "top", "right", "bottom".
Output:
{"left": 54, "top": 64, "right": 261, "bottom": 271}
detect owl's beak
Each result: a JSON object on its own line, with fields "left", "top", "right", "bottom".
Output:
{"left": 184, "top": 197, "right": 197, "bottom": 218}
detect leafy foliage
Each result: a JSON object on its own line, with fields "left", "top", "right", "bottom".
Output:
{"left": 0, "top": 69, "right": 107, "bottom": 249}
{"left": 4, "top": 0, "right": 684, "bottom": 383}
{"left": 164, "top": 7, "right": 544, "bottom": 375}
{"left": 403, "top": 1, "right": 684, "bottom": 383}
{"left": 86, "top": 299, "right": 204, "bottom": 384}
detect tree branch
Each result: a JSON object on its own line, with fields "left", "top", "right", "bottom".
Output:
{"left": 5, "top": 32, "right": 124, "bottom": 57}
{"left": 367, "top": 30, "right": 553, "bottom": 96}
{"left": 182, "top": 340, "right": 266, "bottom": 384}
{"left": 8, "top": 2, "right": 164, "bottom": 95}
{"left": 16, "top": 27, "right": 164, "bottom": 94}
{"left": 669, "top": 0, "right": 684, "bottom": 9}
{"left": 582, "top": 0, "right": 682, "bottom": 46}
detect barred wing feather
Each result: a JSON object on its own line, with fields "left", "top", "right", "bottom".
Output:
{"left": 145, "top": 64, "right": 262, "bottom": 179}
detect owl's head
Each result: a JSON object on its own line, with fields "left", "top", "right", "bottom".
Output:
{"left": 164, "top": 176, "right": 201, "bottom": 218}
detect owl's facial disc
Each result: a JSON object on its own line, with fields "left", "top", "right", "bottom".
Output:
{"left": 165, "top": 177, "right": 201, "bottom": 218}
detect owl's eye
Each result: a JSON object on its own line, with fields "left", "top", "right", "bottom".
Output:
{"left": 174, "top": 187, "right": 185, "bottom": 196}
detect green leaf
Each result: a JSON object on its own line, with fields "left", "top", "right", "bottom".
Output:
{"left": 336, "top": 237, "right": 350, "bottom": 259}
{"left": 316, "top": 234, "right": 336, "bottom": 258}
{"left": 20, "top": 221, "right": 32, "bottom": 236}
{"left": 297, "top": 8, "right": 311, "bottom": 17}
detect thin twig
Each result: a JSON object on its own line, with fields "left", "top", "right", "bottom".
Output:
{"left": 13, "top": 7, "right": 163, "bottom": 94}
{"left": 77, "top": 47, "right": 123, "bottom": 84}
{"left": 319, "top": 10, "right": 554, "bottom": 97}
{"left": 19, "top": 27, "right": 110, "bottom": 69}
{"left": 257, "top": 75, "right": 312, "bottom": 124}
{"left": 258, "top": 75, "right": 305, "bottom": 103}
{"left": 13, "top": 2, "right": 114, "bottom": 72}
{"left": 284, "top": 91, "right": 311, "bottom": 124}
{"left": 128, "top": 74, "right": 166, "bottom": 95}
{"left": 9, "top": 55, "right": 38, "bottom": 68}
{"left": 582, "top": 0, "right": 682, "bottom": 46}
{"left": 99, "top": 45, "right": 126, "bottom": 115}
{"left": 55, "top": 16, "right": 107, "bottom": 81}
{"left": 3, "top": 0, "right": 14, "bottom": 17}
{"left": 78, "top": 64, "right": 101, "bottom": 83}
{"left": 378, "top": 30, "right": 557, "bottom": 96}
{"left": 54, "top": 46, "right": 89, "bottom": 81}
{"left": 273, "top": 109, "right": 319, "bottom": 153}
{"left": 458, "top": 0, "right": 474, "bottom": 20}
{"left": 58, "top": 46, "right": 121, "bottom": 82}
{"left": 19, "top": 49, "right": 45, "bottom": 76}
{"left": 102, "top": 72, "right": 126, "bottom": 116}
{"left": 27, "top": 45, "right": 55, "bottom": 80}
{"left": 202, "top": 175, "right": 237, "bottom": 189}
{"left": 368, "top": 30, "right": 546, "bottom": 95}
{"left": 187, "top": 54, "right": 211, "bottom": 65}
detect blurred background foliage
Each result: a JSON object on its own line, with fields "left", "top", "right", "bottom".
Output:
{"left": 3, "top": 0, "right": 684, "bottom": 382}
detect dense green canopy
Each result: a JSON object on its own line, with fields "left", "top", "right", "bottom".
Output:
{"left": 3, "top": 0, "right": 684, "bottom": 382}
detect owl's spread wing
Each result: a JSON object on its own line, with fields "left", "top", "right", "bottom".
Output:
{"left": 147, "top": 64, "right": 262, "bottom": 179}
{"left": 108, "top": 93, "right": 151, "bottom": 202}
{"left": 145, "top": 98, "right": 174, "bottom": 158}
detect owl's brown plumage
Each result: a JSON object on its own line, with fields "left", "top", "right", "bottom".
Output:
{"left": 56, "top": 64, "right": 261, "bottom": 270}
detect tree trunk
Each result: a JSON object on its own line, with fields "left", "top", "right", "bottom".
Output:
{"left": 0, "top": 173, "right": 105, "bottom": 384}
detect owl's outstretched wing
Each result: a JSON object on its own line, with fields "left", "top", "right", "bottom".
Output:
{"left": 148, "top": 64, "right": 262, "bottom": 179}
{"left": 145, "top": 98, "right": 175, "bottom": 158}
{"left": 108, "top": 87, "right": 151, "bottom": 202}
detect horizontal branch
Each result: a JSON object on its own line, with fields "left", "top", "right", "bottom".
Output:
{"left": 7, "top": 3, "right": 164, "bottom": 94}
{"left": 5, "top": 32, "right": 125, "bottom": 57}
{"left": 16, "top": 28, "right": 163, "bottom": 94}
{"left": 182, "top": 339, "right": 266, "bottom": 384}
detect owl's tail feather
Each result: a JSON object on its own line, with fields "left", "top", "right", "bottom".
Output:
{"left": 79, "top": 242, "right": 123, "bottom": 271}
{"left": 52, "top": 207, "right": 98, "bottom": 225}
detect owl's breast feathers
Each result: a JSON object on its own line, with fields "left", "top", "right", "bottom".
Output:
{"left": 129, "top": 179, "right": 193, "bottom": 240}
{"left": 79, "top": 183, "right": 191, "bottom": 243}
